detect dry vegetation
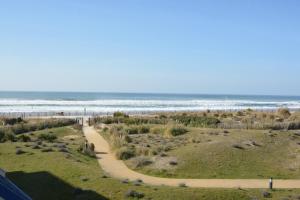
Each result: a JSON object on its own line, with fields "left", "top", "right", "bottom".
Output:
{"left": 93, "top": 108, "right": 300, "bottom": 130}
{"left": 94, "top": 109, "right": 300, "bottom": 179}
{"left": 2, "top": 115, "right": 300, "bottom": 199}
{"left": 0, "top": 117, "right": 76, "bottom": 143}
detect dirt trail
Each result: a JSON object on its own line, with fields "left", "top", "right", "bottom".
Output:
{"left": 83, "top": 122, "right": 300, "bottom": 189}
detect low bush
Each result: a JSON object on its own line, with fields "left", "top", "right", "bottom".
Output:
{"left": 169, "top": 160, "right": 178, "bottom": 165}
{"left": 288, "top": 122, "right": 300, "bottom": 130}
{"left": 165, "top": 126, "right": 188, "bottom": 137}
{"left": 18, "top": 134, "right": 31, "bottom": 142}
{"left": 125, "top": 190, "right": 144, "bottom": 199}
{"left": 5, "top": 132, "right": 16, "bottom": 142}
{"left": 270, "top": 123, "right": 287, "bottom": 130}
{"left": 125, "top": 125, "right": 150, "bottom": 135}
{"left": 124, "top": 135, "right": 132, "bottom": 143}
{"left": 277, "top": 108, "right": 291, "bottom": 119}
{"left": 125, "top": 126, "right": 139, "bottom": 135}
{"left": 32, "top": 145, "right": 40, "bottom": 149}
{"left": 232, "top": 144, "right": 244, "bottom": 150}
{"left": 113, "top": 112, "right": 129, "bottom": 118}
{"left": 138, "top": 125, "right": 150, "bottom": 134}
{"left": 121, "top": 179, "right": 129, "bottom": 184}
{"left": 170, "top": 115, "right": 220, "bottom": 127}
{"left": 0, "top": 129, "right": 5, "bottom": 142}
{"left": 16, "top": 149, "right": 26, "bottom": 155}
{"left": 115, "top": 146, "right": 135, "bottom": 160}
{"left": 93, "top": 115, "right": 166, "bottom": 125}
{"left": 41, "top": 148, "right": 53, "bottom": 152}
{"left": 58, "top": 147, "right": 68, "bottom": 153}
{"left": 4, "top": 117, "right": 23, "bottom": 125}
{"left": 262, "top": 191, "right": 271, "bottom": 198}
{"left": 38, "top": 133, "right": 57, "bottom": 142}
{"left": 236, "top": 111, "right": 244, "bottom": 116}
{"left": 159, "top": 114, "right": 167, "bottom": 119}
{"left": 1, "top": 119, "right": 76, "bottom": 136}
{"left": 129, "top": 156, "right": 152, "bottom": 168}
{"left": 178, "top": 183, "right": 187, "bottom": 187}
{"left": 136, "top": 147, "right": 150, "bottom": 156}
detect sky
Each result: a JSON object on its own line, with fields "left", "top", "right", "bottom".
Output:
{"left": 0, "top": 0, "right": 299, "bottom": 95}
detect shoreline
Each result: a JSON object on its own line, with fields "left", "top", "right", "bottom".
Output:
{"left": 0, "top": 108, "right": 299, "bottom": 118}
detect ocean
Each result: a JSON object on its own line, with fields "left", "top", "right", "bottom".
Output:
{"left": 0, "top": 91, "right": 299, "bottom": 116}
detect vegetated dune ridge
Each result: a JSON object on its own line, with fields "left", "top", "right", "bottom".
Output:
{"left": 83, "top": 120, "right": 300, "bottom": 189}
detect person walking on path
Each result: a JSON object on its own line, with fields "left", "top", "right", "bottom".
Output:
{"left": 269, "top": 177, "right": 273, "bottom": 190}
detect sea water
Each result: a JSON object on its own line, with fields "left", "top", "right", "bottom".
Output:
{"left": 0, "top": 91, "right": 299, "bottom": 115}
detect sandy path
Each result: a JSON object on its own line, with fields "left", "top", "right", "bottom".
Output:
{"left": 83, "top": 123, "right": 300, "bottom": 189}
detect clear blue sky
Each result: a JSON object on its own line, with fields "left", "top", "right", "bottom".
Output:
{"left": 0, "top": 0, "right": 299, "bottom": 95}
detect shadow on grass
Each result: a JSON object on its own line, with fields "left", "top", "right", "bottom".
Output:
{"left": 7, "top": 171, "right": 108, "bottom": 200}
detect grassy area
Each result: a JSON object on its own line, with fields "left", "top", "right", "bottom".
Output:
{"left": 93, "top": 110, "right": 300, "bottom": 130}
{"left": 94, "top": 112, "right": 300, "bottom": 179}
{"left": 121, "top": 127, "right": 300, "bottom": 179}
{"left": 129, "top": 128, "right": 300, "bottom": 179}
{"left": 0, "top": 117, "right": 76, "bottom": 142}
{"left": 1, "top": 123, "right": 300, "bottom": 199}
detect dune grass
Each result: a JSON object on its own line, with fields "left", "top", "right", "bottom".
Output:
{"left": 1, "top": 126, "right": 300, "bottom": 199}
{"left": 119, "top": 127, "right": 300, "bottom": 179}
{"left": 167, "top": 130, "right": 300, "bottom": 179}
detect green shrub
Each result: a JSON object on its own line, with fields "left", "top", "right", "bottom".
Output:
{"left": 38, "top": 133, "right": 57, "bottom": 142}
{"left": 170, "top": 115, "right": 220, "bottom": 127}
{"left": 2, "top": 119, "right": 76, "bottom": 135}
{"left": 246, "top": 108, "right": 253, "bottom": 112}
{"left": 138, "top": 125, "right": 150, "bottom": 134}
{"left": 178, "top": 183, "right": 187, "bottom": 187}
{"left": 236, "top": 111, "right": 244, "bottom": 116}
{"left": 113, "top": 112, "right": 129, "bottom": 118}
{"left": 288, "top": 122, "right": 300, "bottom": 130}
{"left": 124, "top": 135, "right": 132, "bottom": 143}
{"left": 125, "top": 190, "right": 144, "bottom": 199}
{"left": 5, "top": 132, "right": 16, "bottom": 142}
{"left": 4, "top": 117, "right": 23, "bottom": 125}
{"left": 136, "top": 147, "right": 150, "bottom": 156}
{"left": 220, "top": 113, "right": 227, "bottom": 118}
{"left": 11, "top": 124, "right": 27, "bottom": 134}
{"left": 159, "top": 114, "right": 167, "bottom": 119}
{"left": 129, "top": 156, "right": 152, "bottom": 168}
{"left": 125, "top": 126, "right": 139, "bottom": 135}
{"left": 41, "top": 148, "right": 53, "bottom": 152}
{"left": 115, "top": 146, "right": 135, "bottom": 160}
{"left": 0, "top": 129, "right": 5, "bottom": 142}
{"left": 125, "top": 125, "right": 150, "bottom": 134}
{"left": 18, "top": 134, "right": 31, "bottom": 142}
{"left": 93, "top": 116, "right": 166, "bottom": 125}
{"left": 16, "top": 148, "right": 26, "bottom": 155}
{"left": 165, "top": 126, "right": 188, "bottom": 137}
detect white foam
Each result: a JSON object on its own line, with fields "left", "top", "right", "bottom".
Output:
{"left": 0, "top": 99, "right": 299, "bottom": 113}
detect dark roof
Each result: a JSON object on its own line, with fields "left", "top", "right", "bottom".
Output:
{"left": 0, "top": 174, "right": 32, "bottom": 200}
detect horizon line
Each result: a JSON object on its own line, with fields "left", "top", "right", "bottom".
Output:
{"left": 0, "top": 90, "right": 299, "bottom": 98}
